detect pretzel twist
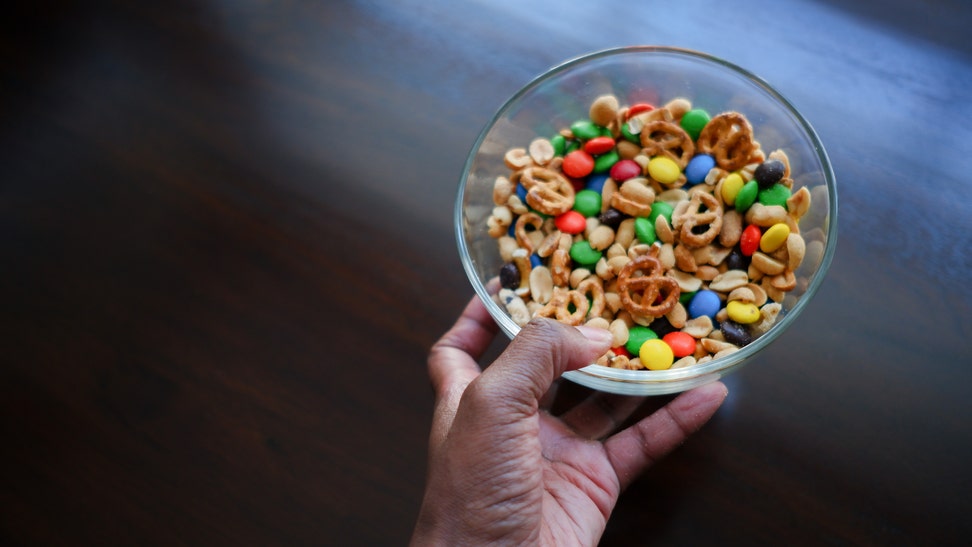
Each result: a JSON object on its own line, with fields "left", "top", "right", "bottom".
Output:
{"left": 536, "top": 286, "right": 589, "bottom": 326}
{"left": 617, "top": 255, "right": 681, "bottom": 319}
{"left": 514, "top": 212, "right": 544, "bottom": 254}
{"left": 673, "top": 191, "right": 724, "bottom": 248}
{"left": 640, "top": 120, "right": 695, "bottom": 168}
{"left": 519, "top": 166, "right": 575, "bottom": 216}
{"left": 696, "top": 112, "right": 757, "bottom": 171}
{"left": 575, "top": 276, "right": 606, "bottom": 319}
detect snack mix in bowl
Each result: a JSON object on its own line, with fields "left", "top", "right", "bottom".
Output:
{"left": 457, "top": 47, "right": 836, "bottom": 395}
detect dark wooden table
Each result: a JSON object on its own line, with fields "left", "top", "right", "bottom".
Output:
{"left": 3, "top": 1, "right": 971, "bottom": 545}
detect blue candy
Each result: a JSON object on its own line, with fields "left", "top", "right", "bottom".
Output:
{"left": 530, "top": 253, "right": 542, "bottom": 268}
{"left": 685, "top": 154, "right": 716, "bottom": 186}
{"left": 687, "top": 289, "right": 721, "bottom": 320}
{"left": 585, "top": 174, "right": 609, "bottom": 194}
{"left": 516, "top": 183, "right": 528, "bottom": 202}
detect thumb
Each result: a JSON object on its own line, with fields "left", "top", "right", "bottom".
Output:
{"left": 472, "top": 318, "right": 613, "bottom": 412}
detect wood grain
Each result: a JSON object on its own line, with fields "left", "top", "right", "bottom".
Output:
{"left": 2, "top": 0, "right": 970, "bottom": 545}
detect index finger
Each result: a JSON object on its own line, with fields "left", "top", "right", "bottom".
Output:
{"left": 427, "top": 295, "right": 499, "bottom": 400}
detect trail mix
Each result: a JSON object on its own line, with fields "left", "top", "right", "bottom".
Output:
{"left": 486, "top": 94, "right": 817, "bottom": 371}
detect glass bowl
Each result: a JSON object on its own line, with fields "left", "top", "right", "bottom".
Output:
{"left": 455, "top": 46, "right": 837, "bottom": 396}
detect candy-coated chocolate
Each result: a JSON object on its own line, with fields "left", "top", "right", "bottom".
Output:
{"left": 609, "top": 159, "right": 641, "bottom": 182}
{"left": 680, "top": 108, "right": 711, "bottom": 141}
{"left": 570, "top": 120, "right": 602, "bottom": 140}
{"left": 687, "top": 289, "right": 721, "bottom": 320}
{"left": 639, "top": 338, "right": 674, "bottom": 370}
{"left": 725, "top": 248, "right": 748, "bottom": 270}
{"left": 760, "top": 223, "right": 790, "bottom": 253}
{"left": 583, "top": 136, "right": 616, "bottom": 155}
{"left": 611, "top": 346, "right": 632, "bottom": 358}
{"left": 569, "top": 240, "right": 602, "bottom": 265}
{"left": 648, "top": 201, "right": 674, "bottom": 226}
{"left": 551, "top": 134, "right": 567, "bottom": 156}
{"left": 734, "top": 179, "right": 760, "bottom": 212}
{"left": 663, "top": 331, "right": 696, "bottom": 358}
{"left": 740, "top": 224, "right": 762, "bottom": 256}
{"left": 685, "top": 154, "right": 715, "bottom": 185}
{"left": 562, "top": 150, "right": 595, "bottom": 178}
{"left": 647, "top": 316, "right": 678, "bottom": 337}
{"left": 758, "top": 183, "right": 791, "bottom": 208}
{"left": 625, "top": 103, "right": 654, "bottom": 118}
{"left": 647, "top": 156, "right": 681, "bottom": 184}
{"left": 625, "top": 325, "right": 658, "bottom": 355}
{"left": 555, "top": 210, "right": 587, "bottom": 234}
{"left": 516, "top": 182, "right": 528, "bottom": 202}
{"left": 679, "top": 290, "right": 696, "bottom": 305}
{"left": 634, "top": 216, "right": 656, "bottom": 244}
{"left": 592, "top": 149, "right": 620, "bottom": 173}
{"left": 597, "top": 208, "right": 624, "bottom": 228}
{"left": 499, "top": 262, "right": 519, "bottom": 289}
{"left": 721, "top": 320, "right": 754, "bottom": 346}
{"left": 585, "top": 174, "right": 609, "bottom": 193}
{"left": 726, "top": 300, "right": 760, "bottom": 324}
{"left": 573, "top": 189, "right": 602, "bottom": 217}
{"left": 720, "top": 172, "right": 745, "bottom": 205}
{"left": 754, "top": 159, "right": 786, "bottom": 189}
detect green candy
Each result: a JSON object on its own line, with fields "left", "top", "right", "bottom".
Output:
{"left": 634, "top": 216, "right": 656, "bottom": 244}
{"left": 625, "top": 325, "right": 658, "bottom": 355}
{"left": 679, "top": 290, "right": 697, "bottom": 304}
{"left": 680, "top": 108, "right": 711, "bottom": 141}
{"left": 648, "top": 201, "right": 674, "bottom": 225}
{"left": 569, "top": 240, "right": 602, "bottom": 266}
{"left": 573, "top": 189, "right": 602, "bottom": 217}
{"left": 551, "top": 134, "right": 567, "bottom": 157}
{"left": 592, "top": 149, "right": 620, "bottom": 173}
{"left": 734, "top": 179, "right": 760, "bottom": 212}
{"left": 758, "top": 183, "right": 791, "bottom": 208}
{"left": 621, "top": 122, "right": 640, "bottom": 143}
{"left": 570, "top": 120, "right": 603, "bottom": 140}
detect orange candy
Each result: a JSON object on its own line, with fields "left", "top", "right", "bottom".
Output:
{"left": 663, "top": 331, "right": 696, "bottom": 358}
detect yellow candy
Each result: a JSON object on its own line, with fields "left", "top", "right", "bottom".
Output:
{"left": 647, "top": 156, "right": 681, "bottom": 184}
{"left": 639, "top": 338, "right": 674, "bottom": 370}
{"left": 726, "top": 300, "right": 761, "bottom": 324}
{"left": 760, "top": 223, "right": 791, "bottom": 253}
{"left": 720, "top": 173, "right": 745, "bottom": 205}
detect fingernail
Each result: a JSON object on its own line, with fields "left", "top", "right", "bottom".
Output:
{"left": 575, "top": 325, "right": 613, "bottom": 345}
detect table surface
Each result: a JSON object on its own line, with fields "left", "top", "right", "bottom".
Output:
{"left": 3, "top": 0, "right": 971, "bottom": 545}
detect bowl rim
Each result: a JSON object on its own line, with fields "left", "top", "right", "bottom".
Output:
{"left": 455, "top": 45, "right": 838, "bottom": 392}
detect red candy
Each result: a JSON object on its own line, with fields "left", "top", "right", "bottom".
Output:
{"left": 663, "top": 331, "right": 696, "bottom": 358}
{"left": 583, "top": 136, "right": 616, "bottom": 155}
{"left": 555, "top": 210, "right": 587, "bottom": 234}
{"left": 609, "top": 159, "right": 641, "bottom": 182}
{"left": 562, "top": 150, "right": 595, "bottom": 178}
{"left": 611, "top": 346, "right": 631, "bottom": 358}
{"left": 740, "top": 224, "right": 762, "bottom": 256}
{"left": 625, "top": 103, "right": 654, "bottom": 119}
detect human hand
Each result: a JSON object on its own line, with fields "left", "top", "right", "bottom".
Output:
{"left": 411, "top": 296, "right": 728, "bottom": 546}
